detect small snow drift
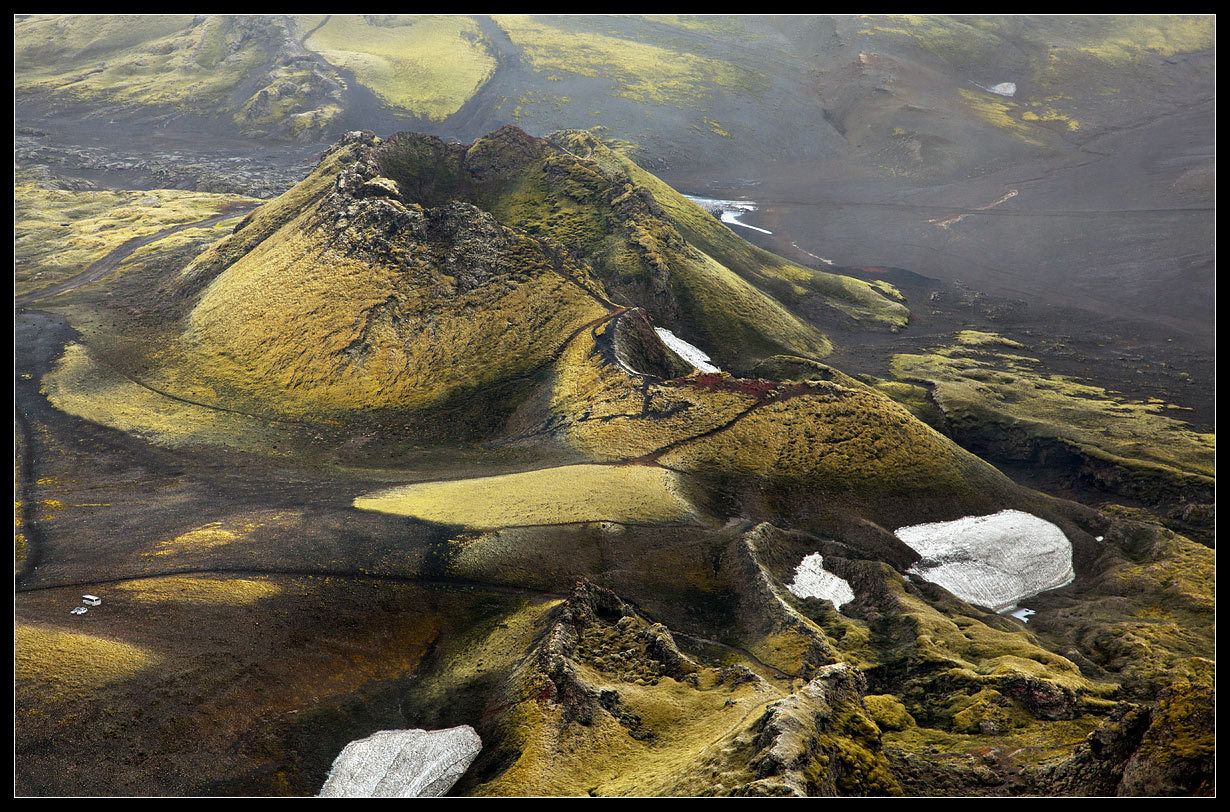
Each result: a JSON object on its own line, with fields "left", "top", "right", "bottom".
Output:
{"left": 895, "top": 510, "right": 1074, "bottom": 612}
{"left": 787, "top": 553, "right": 855, "bottom": 610}
{"left": 653, "top": 328, "right": 721, "bottom": 373}
{"left": 1006, "top": 607, "right": 1036, "bottom": 623}
{"left": 682, "top": 194, "right": 773, "bottom": 234}
{"left": 319, "top": 726, "right": 482, "bottom": 798}
{"left": 972, "top": 81, "right": 1017, "bottom": 97}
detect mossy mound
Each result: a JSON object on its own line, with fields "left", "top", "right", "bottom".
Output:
{"left": 472, "top": 580, "right": 899, "bottom": 796}
{"left": 751, "top": 355, "right": 873, "bottom": 389}
{"left": 657, "top": 380, "right": 1014, "bottom": 500}
{"left": 474, "top": 580, "right": 779, "bottom": 796}
{"left": 890, "top": 339, "right": 1215, "bottom": 508}
{"left": 353, "top": 464, "right": 700, "bottom": 529}
{"left": 168, "top": 134, "right": 610, "bottom": 419}
{"left": 1025, "top": 516, "right": 1215, "bottom": 699}
{"left": 552, "top": 130, "right": 910, "bottom": 338}
{"left": 537, "top": 310, "right": 1023, "bottom": 527}
{"left": 302, "top": 15, "right": 494, "bottom": 121}
{"left": 147, "top": 126, "right": 913, "bottom": 428}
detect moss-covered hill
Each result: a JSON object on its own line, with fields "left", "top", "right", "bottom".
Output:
{"left": 36, "top": 125, "right": 1026, "bottom": 532}
{"left": 19, "top": 139, "right": 1213, "bottom": 798}
{"left": 885, "top": 333, "right": 1215, "bottom": 539}
{"left": 144, "top": 127, "right": 903, "bottom": 424}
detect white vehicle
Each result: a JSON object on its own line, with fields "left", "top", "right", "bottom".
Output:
{"left": 70, "top": 606, "right": 88, "bottom": 615}
{"left": 82, "top": 595, "right": 101, "bottom": 606}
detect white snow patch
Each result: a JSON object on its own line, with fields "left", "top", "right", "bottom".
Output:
{"left": 1005, "top": 606, "right": 1036, "bottom": 623}
{"left": 319, "top": 726, "right": 482, "bottom": 798}
{"left": 791, "top": 241, "right": 834, "bottom": 265}
{"left": 895, "top": 510, "right": 1074, "bottom": 612}
{"left": 719, "top": 209, "right": 773, "bottom": 234}
{"left": 654, "top": 328, "right": 721, "bottom": 373}
{"left": 971, "top": 81, "right": 1017, "bottom": 97}
{"left": 683, "top": 194, "right": 773, "bottom": 234}
{"left": 787, "top": 553, "right": 855, "bottom": 610}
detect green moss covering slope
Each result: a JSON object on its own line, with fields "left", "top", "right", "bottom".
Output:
{"left": 15, "top": 15, "right": 345, "bottom": 140}
{"left": 890, "top": 337, "right": 1214, "bottom": 505}
{"left": 304, "top": 15, "right": 495, "bottom": 121}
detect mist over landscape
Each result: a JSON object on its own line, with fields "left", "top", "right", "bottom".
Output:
{"left": 15, "top": 15, "right": 1214, "bottom": 797}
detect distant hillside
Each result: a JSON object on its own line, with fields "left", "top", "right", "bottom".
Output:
{"left": 15, "top": 15, "right": 1215, "bottom": 175}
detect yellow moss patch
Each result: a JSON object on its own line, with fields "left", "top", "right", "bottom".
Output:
{"left": 14, "top": 183, "right": 254, "bottom": 297}
{"left": 15, "top": 624, "right": 161, "bottom": 699}
{"left": 864, "top": 694, "right": 916, "bottom": 732}
{"left": 753, "top": 628, "right": 819, "bottom": 677}
{"left": 304, "top": 15, "right": 495, "bottom": 120}
{"left": 703, "top": 117, "right": 731, "bottom": 138}
{"left": 954, "top": 330, "right": 1025, "bottom": 349}
{"left": 42, "top": 342, "right": 292, "bottom": 452}
{"left": 112, "top": 575, "right": 282, "bottom": 606}
{"left": 1066, "top": 15, "right": 1214, "bottom": 62}
{"left": 891, "top": 346, "right": 1215, "bottom": 482}
{"left": 659, "top": 386, "right": 1002, "bottom": 494}
{"left": 957, "top": 88, "right": 1041, "bottom": 143}
{"left": 549, "top": 319, "right": 756, "bottom": 460}
{"left": 354, "top": 464, "right": 698, "bottom": 528}
{"left": 144, "top": 513, "right": 296, "bottom": 559}
{"left": 1021, "top": 108, "right": 1081, "bottom": 130}
{"left": 479, "top": 675, "right": 773, "bottom": 796}
{"left": 147, "top": 523, "right": 241, "bottom": 556}
{"left": 493, "top": 15, "right": 764, "bottom": 107}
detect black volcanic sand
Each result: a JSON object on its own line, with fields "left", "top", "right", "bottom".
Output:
{"left": 14, "top": 309, "right": 569, "bottom": 796}
{"left": 15, "top": 573, "right": 560, "bottom": 796}
{"left": 659, "top": 91, "right": 1214, "bottom": 388}
{"left": 14, "top": 307, "right": 579, "bottom": 592}
{"left": 657, "top": 131, "right": 1213, "bottom": 440}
